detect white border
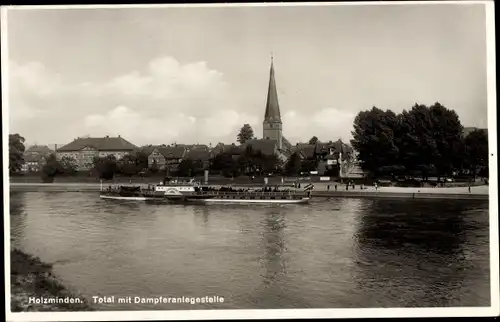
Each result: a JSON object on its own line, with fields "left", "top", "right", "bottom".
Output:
{"left": 0, "top": 1, "right": 497, "bottom": 10}
{"left": 2, "top": 4, "right": 12, "bottom": 321}
{"left": 485, "top": 0, "right": 499, "bottom": 316}
{"left": 2, "top": 1, "right": 498, "bottom": 321}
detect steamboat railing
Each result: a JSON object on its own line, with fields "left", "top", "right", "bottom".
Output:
{"left": 194, "top": 191, "right": 308, "bottom": 198}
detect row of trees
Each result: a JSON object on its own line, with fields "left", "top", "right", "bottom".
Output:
{"left": 350, "top": 103, "right": 488, "bottom": 180}
{"left": 38, "top": 152, "right": 150, "bottom": 181}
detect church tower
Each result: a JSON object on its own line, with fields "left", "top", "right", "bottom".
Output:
{"left": 263, "top": 56, "right": 283, "bottom": 150}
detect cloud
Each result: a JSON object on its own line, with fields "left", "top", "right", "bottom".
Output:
{"left": 105, "top": 57, "right": 227, "bottom": 102}
{"left": 84, "top": 105, "right": 260, "bottom": 146}
{"left": 282, "top": 108, "right": 356, "bottom": 143}
{"left": 10, "top": 61, "right": 64, "bottom": 97}
{"left": 9, "top": 56, "right": 356, "bottom": 147}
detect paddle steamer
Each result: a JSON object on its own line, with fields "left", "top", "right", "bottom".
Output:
{"left": 99, "top": 178, "right": 312, "bottom": 205}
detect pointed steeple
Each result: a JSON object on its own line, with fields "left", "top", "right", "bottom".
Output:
{"left": 264, "top": 56, "right": 281, "bottom": 122}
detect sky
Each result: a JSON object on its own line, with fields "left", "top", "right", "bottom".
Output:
{"left": 5, "top": 3, "right": 489, "bottom": 148}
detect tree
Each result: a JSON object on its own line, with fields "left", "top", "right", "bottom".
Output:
{"left": 9, "top": 134, "right": 26, "bottom": 174}
{"left": 464, "top": 129, "right": 488, "bottom": 179}
{"left": 134, "top": 151, "right": 150, "bottom": 172}
{"left": 178, "top": 159, "right": 195, "bottom": 177}
{"left": 93, "top": 155, "right": 118, "bottom": 180}
{"left": 211, "top": 152, "right": 237, "bottom": 172}
{"left": 237, "top": 145, "right": 257, "bottom": 175}
{"left": 237, "top": 124, "right": 254, "bottom": 144}
{"left": 428, "top": 102, "right": 464, "bottom": 178}
{"left": 285, "top": 152, "right": 301, "bottom": 176}
{"left": 350, "top": 107, "right": 400, "bottom": 176}
{"left": 41, "top": 153, "right": 63, "bottom": 182}
{"left": 59, "top": 156, "right": 78, "bottom": 176}
{"left": 351, "top": 103, "right": 466, "bottom": 180}
{"left": 260, "top": 154, "right": 280, "bottom": 173}
{"left": 397, "top": 103, "right": 464, "bottom": 179}
{"left": 118, "top": 154, "right": 139, "bottom": 177}
{"left": 308, "top": 136, "right": 319, "bottom": 145}
{"left": 396, "top": 105, "right": 437, "bottom": 179}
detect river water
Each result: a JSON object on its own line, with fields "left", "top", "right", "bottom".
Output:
{"left": 10, "top": 191, "right": 490, "bottom": 310}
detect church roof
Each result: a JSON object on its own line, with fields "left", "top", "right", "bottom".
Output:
{"left": 282, "top": 136, "right": 292, "bottom": 150}
{"left": 264, "top": 57, "right": 281, "bottom": 123}
{"left": 244, "top": 139, "right": 277, "bottom": 156}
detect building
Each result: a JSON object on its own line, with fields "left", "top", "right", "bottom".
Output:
{"left": 141, "top": 145, "right": 187, "bottom": 172}
{"left": 25, "top": 145, "right": 53, "bottom": 156}
{"left": 185, "top": 147, "right": 212, "bottom": 171}
{"left": 291, "top": 143, "right": 316, "bottom": 160}
{"left": 262, "top": 57, "right": 292, "bottom": 154}
{"left": 22, "top": 154, "right": 47, "bottom": 172}
{"left": 57, "top": 136, "right": 137, "bottom": 170}
{"left": 212, "top": 143, "right": 245, "bottom": 161}
{"left": 22, "top": 145, "right": 53, "bottom": 172}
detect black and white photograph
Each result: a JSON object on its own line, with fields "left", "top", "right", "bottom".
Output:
{"left": 2, "top": 1, "right": 498, "bottom": 320}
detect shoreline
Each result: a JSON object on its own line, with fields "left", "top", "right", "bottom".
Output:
{"left": 10, "top": 248, "right": 93, "bottom": 312}
{"left": 9, "top": 182, "right": 489, "bottom": 200}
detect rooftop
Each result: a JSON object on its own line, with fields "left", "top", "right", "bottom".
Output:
{"left": 244, "top": 139, "right": 277, "bottom": 156}
{"left": 57, "top": 136, "right": 137, "bottom": 152}
{"left": 25, "top": 145, "right": 53, "bottom": 155}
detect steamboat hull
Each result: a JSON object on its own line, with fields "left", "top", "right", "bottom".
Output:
{"left": 198, "top": 197, "right": 310, "bottom": 205}
{"left": 177, "top": 194, "right": 311, "bottom": 205}
{"left": 100, "top": 194, "right": 162, "bottom": 201}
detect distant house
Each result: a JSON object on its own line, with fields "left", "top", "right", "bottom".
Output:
{"left": 290, "top": 139, "right": 354, "bottom": 175}
{"left": 212, "top": 143, "right": 245, "bottom": 161}
{"left": 57, "top": 136, "right": 137, "bottom": 170}
{"left": 22, "top": 145, "right": 53, "bottom": 172}
{"left": 317, "top": 139, "right": 355, "bottom": 176}
{"left": 22, "top": 154, "right": 47, "bottom": 172}
{"left": 291, "top": 143, "right": 316, "bottom": 160}
{"left": 185, "top": 148, "right": 212, "bottom": 171}
{"left": 141, "top": 145, "right": 187, "bottom": 172}
{"left": 25, "top": 145, "right": 53, "bottom": 156}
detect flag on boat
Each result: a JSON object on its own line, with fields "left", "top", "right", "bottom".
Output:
{"left": 303, "top": 183, "right": 314, "bottom": 191}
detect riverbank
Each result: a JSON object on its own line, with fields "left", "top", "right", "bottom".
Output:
{"left": 10, "top": 249, "right": 93, "bottom": 312}
{"left": 9, "top": 182, "right": 489, "bottom": 200}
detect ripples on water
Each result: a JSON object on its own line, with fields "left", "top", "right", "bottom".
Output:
{"left": 9, "top": 192, "right": 490, "bottom": 310}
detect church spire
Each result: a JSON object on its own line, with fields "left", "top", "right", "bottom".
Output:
{"left": 264, "top": 56, "right": 281, "bottom": 122}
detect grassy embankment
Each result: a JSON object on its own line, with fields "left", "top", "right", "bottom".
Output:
{"left": 10, "top": 248, "right": 93, "bottom": 312}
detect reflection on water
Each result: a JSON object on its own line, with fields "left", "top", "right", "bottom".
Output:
{"left": 9, "top": 192, "right": 490, "bottom": 309}
{"left": 352, "top": 199, "right": 490, "bottom": 307}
